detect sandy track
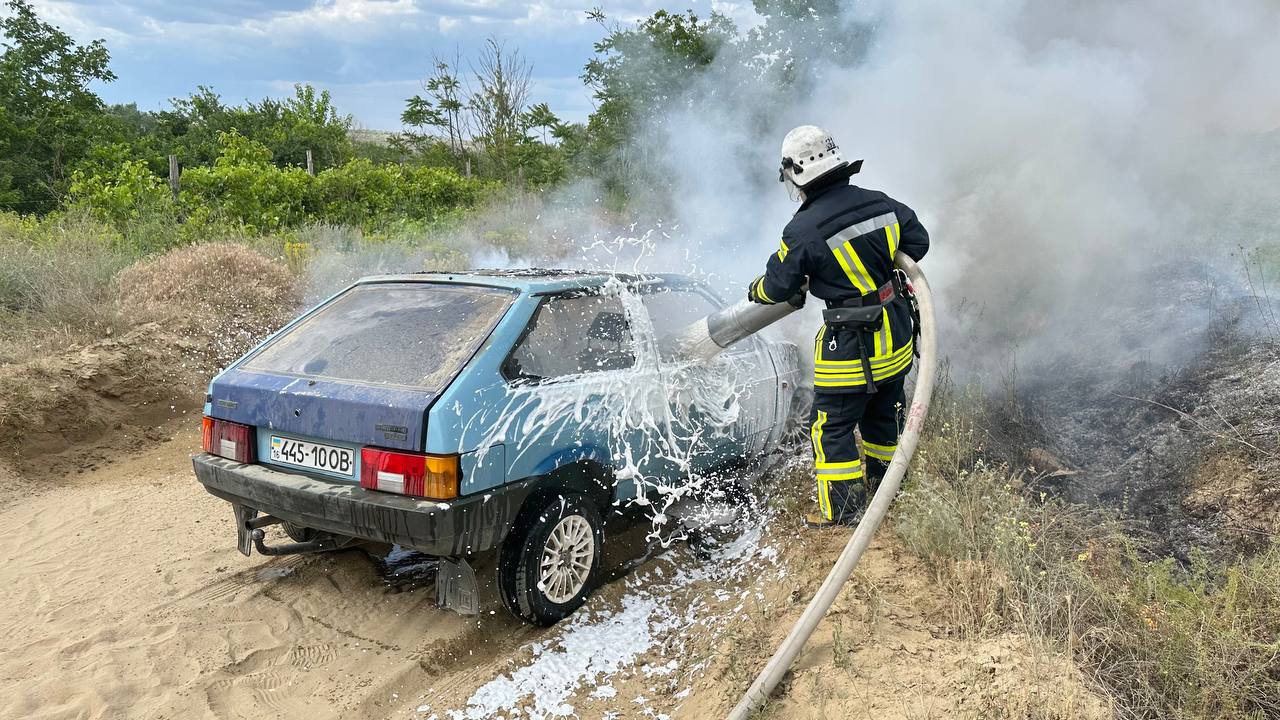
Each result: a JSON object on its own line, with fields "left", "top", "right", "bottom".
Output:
{"left": 0, "top": 422, "right": 1111, "bottom": 720}
{"left": 0, "top": 423, "right": 543, "bottom": 720}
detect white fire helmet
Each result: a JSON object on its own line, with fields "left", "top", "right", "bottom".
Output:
{"left": 778, "top": 125, "right": 854, "bottom": 200}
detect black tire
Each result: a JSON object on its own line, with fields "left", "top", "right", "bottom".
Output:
{"left": 498, "top": 493, "right": 604, "bottom": 626}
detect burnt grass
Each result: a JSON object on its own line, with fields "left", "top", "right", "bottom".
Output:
{"left": 977, "top": 306, "right": 1279, "bottom": 562}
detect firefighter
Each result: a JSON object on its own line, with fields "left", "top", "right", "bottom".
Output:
{"left": 748, "top": 125, "right": 929, "bottom": 527}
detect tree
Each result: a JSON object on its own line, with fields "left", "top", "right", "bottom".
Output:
{"left": 398, "top": 41, "right": 557, "bottom": 180}
{"left": 0, "top": 0, "right": 118, "bottom": 213}
{"left": 142, "top": 84, "right": 353, "bottom": 173}
{"left": 746, "top": 0, "right": 868, "bottom": 85}
{"left": 580, "top": 9, "right": 736, "bottom": 192}
{"left": 253, "top": 84, "right": 354, "bottom": 170}
{"left": 522, "top": 102, "right": 560, "bottom": 144}
{"left": 468, "top": 38, "right": 532, "bottom": 178}
{"left": 398, "top": 54, "right": 469, "bottom": 162}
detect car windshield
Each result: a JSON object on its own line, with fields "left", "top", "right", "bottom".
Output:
{"left": 241, "top": 282, "right": 514, "bottom": 390}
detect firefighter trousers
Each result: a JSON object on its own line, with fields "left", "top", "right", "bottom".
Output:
{"left": 809, "top": 377, "right": 906, "bottom": 522}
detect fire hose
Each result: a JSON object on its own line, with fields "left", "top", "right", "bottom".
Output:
{"left": 681, "top": 253, "right": 937, "bottom": 720}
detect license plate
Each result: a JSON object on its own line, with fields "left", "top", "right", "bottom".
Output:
{"left": 270, "top": 436, "right": 355, "bottom": 477}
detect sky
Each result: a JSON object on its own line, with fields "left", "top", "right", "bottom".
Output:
{"left": 26, "top": 0, "right": 762, "bottom": 131}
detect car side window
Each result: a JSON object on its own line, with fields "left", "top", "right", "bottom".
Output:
{"left": 504, "top": 294, "right": 636, "bottom": 380}
{"left": 641, "top": 287, "right": 723, "bottom": 362}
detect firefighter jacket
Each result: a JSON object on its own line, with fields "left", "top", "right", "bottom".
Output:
{"left": 753, "top": 181, "right": 930, "bottom": 392}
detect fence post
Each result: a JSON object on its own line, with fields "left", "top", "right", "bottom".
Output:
{"left": 464, "top": 157, "right": 471, "bottom": 178}
{"left": 306, "top": 149, "right": 315, "bottom": 176}
{"left": 168, "top": 155, "right": 180, "bottom": 201}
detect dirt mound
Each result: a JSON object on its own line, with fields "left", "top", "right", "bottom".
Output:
{"left": 0, "top": 322, "right": 198, "bottom": 478}
{"left": 0, "top": 243, "right": 297, "bottom": 481}
{"left": 114, "top": 242, "right": 299, "bottom": 373}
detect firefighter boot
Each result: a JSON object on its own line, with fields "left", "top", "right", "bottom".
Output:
{"left": 803, "top": 480, "right": 868, "bottom": 528}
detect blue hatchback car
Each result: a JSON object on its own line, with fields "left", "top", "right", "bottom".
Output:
{"left": 193, "top": 270, "right": 803, "bottom": 624}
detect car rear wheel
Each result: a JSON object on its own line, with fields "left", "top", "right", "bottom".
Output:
{"left": 498, "top": 493, "right": 604, "bottom": 626}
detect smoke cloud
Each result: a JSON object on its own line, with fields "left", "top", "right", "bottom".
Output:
{"left": 302, "top": 0, "right": 1280, "bottom": 385}
{"left": 630, "top": 0, "right": 1280, "bottom": 380}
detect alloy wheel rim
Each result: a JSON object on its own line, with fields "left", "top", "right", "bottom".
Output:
{"left": 539, "top": 515, "right": 594, "bottom": 603}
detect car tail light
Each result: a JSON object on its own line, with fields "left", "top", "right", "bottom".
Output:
{"left": 202, "top": 416, "right": 255, "bottom": 463}
{"left": 360, "top": 448, "right": 459, "bottom": 500}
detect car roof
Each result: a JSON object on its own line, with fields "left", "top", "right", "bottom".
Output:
{"left": 354, "top": 268, "right": 706, "bottom": 294}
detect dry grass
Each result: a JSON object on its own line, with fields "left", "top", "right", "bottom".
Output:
{"left": 113, "top": 242, "right": 300, "bottom": 372}
{"left": 893, "top": 389, "right": 1280, "bottom": 720}
{"left": 0, "top": 212, "right": 133, "bottom": 362}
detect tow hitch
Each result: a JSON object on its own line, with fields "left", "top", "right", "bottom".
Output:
{"left": 229, "top": 502, "right": 479, "bottom": 616}
{"left": 230, "top": 503, "right": 348, "bottom": 556}
{"left": 250, "top": 528, "right": 343, "bottom": 556}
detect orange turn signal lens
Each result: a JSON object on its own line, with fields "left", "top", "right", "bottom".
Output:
{"left": 423, "top": 454, "right": 460, "bottom": 500}
{"left": 360, "top": 448, "right": 460, "bottom": 500}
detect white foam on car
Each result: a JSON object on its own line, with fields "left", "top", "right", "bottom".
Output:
{"left": 459, "top": 275, "right": 752, "bottom": 545}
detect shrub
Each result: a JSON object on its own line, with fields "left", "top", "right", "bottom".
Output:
{"left": 308, "top": 158, "right": 400, "bottom": 226}
{"left": 286, "top": 222, "right": 470, "bottom": 302}
{"left": 178, "top": 131, "right": 310, "bottom": 232}
{"left": 397, "top": 164, "right": 491, "bottom": 219}
{"left": 67, "top": 150, "right": 168, "bottom": 222}
{"left": 60, "top": 130, "right": 496, "bottom": 236}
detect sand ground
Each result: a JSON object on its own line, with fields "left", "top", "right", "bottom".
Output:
{"left": 0, "top": 419, "right": 1108, "bottom": 719}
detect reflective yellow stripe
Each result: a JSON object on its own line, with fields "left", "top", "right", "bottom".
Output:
{"left": 811, "top": 410, "right": 827, "bottom": 465}
{"left": 885, "top": 223, "right": 900, "bottom": 257}
{"left": 844, "top": 242, "right": 877, "bottom": 293}
{"left": 817, "top": 459, "right": 862, "bottom": 480}
{"left": 814, "top": 326, "right": 825, "bottom": 363}
{"left": 864, "top": 440, "right": 896, "bottom": 462}
{"left": 874, "top": 309, "right": 890, "bottom": 356}
{"left": 777, "top": 238, "right": 789, "bottom": 262}
{"left": 831, "top": 244, "right": 869, "bottom": 294}
{"left": 816, "top": 459, "right": 861, "bottom": 469}
{"left": 814, "top": 344, "right": 914, "bottom": 387}
{"left": 812, "top": 411, "right": 831, "bottom": 518}
{"left": 814, "top": 339, "right": 914, "bottom": 364}
{"left": 755, "top": 277, "right": 774, "bottom": 303}
{"left": 816, "top": 469, "right": 864, "bottom": 481}
{"left": 815, "top": 351, "right": 913, "bottom": 381}
{"left": 815, "top": 342, "right": 914, "bottom": 371}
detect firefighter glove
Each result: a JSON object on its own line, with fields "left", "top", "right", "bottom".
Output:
{"left": 747, "top": 275, "right": 771, "bottom": 304}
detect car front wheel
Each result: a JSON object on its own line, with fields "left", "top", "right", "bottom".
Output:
{"left": 498, "top": 493, "right": 604, "bottom": 626}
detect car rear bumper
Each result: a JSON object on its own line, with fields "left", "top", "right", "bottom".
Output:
{"left": 192, "top": 453, "right": 532, "bottom": 556}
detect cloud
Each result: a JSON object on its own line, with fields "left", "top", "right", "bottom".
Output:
{"left": 27, "top": 0, "right": 741, "bottom": 129}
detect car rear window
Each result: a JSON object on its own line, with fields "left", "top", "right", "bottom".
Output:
{"left": 241, "top": 282, "right": 514, "bottom": 390}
